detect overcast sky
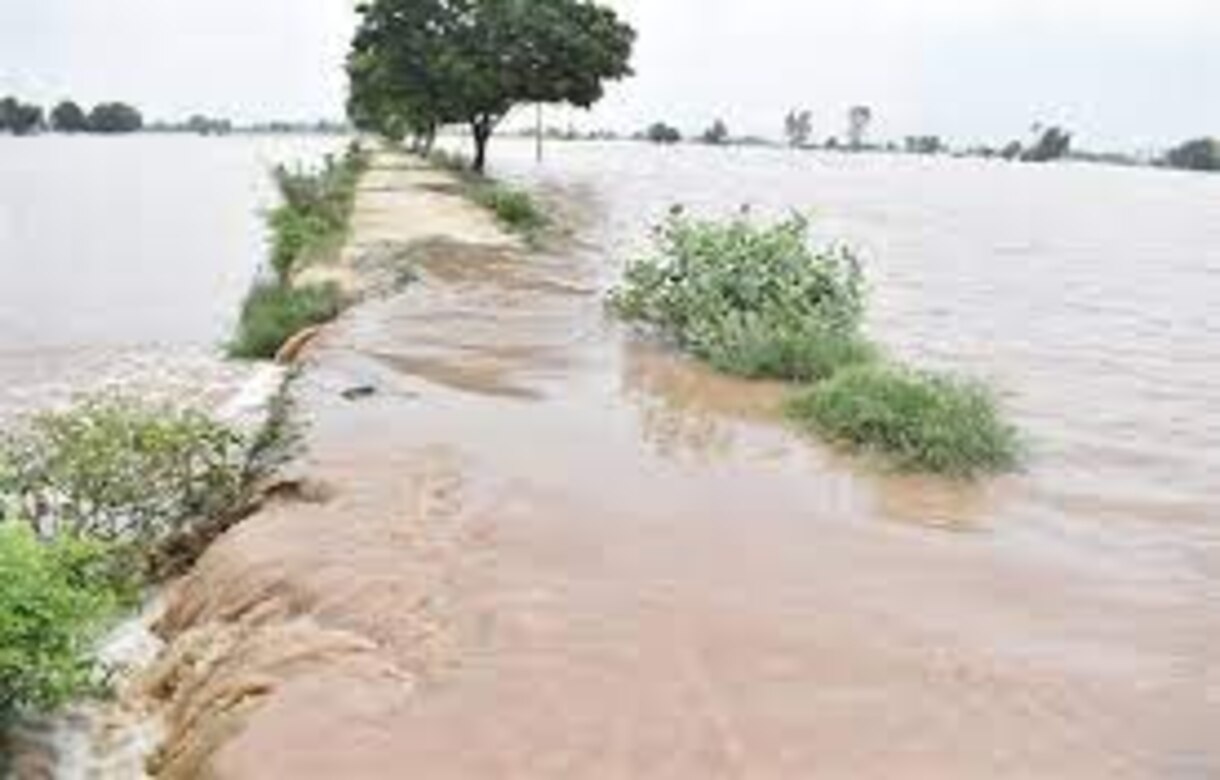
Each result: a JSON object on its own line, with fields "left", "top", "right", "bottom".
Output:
{"left": 2, "top": 0, "right": 1217, "bottom": 149}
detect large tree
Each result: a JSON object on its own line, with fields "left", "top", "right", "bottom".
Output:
{"left": 51, "top": 101, "right": 89, "bottom": 133}
{"left": 0, "top": 97, "right": 44, "bottom": 135}
{"left": 88, "top": 103, "right": 143, "bottom": 133}
{"left": 350, "top": 0, "right": 635, "bottom": 173}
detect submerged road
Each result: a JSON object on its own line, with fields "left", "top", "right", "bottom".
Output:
{"left": 147, "top": 153, "right": 1217, "bottom": 778}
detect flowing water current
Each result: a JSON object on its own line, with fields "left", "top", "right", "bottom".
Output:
{"left": 2, "top": 137, "right": 1219, "bottom": 777}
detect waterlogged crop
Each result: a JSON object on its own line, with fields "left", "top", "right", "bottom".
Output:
{"left": 612, "top": 212, "right": 869, "bottom": 381}
{"left": 787, "top": 364, "right": 1021, "bottom": 477}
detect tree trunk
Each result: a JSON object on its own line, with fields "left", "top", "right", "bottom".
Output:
{"left": 471, "top": 119, "right": 492, "bottom": 174}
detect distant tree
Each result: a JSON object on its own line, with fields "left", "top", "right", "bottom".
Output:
{"left": 645, "top": 122, "right": 681, "bottom": 144}
{"left": 185, "top": 115, "right": 233, "bottom": 136}
{"left": 88, "top": 103, "right": 143, "bottom": 133}
{"left": 0, "top": 97, "right": 44, "bottom": 135}
{"left": 999, "top": 140, "right": 1023, "bottom": 161}
{"left": 1021, "top": 126, "right": 1071, "bottom": 162}
{"left": 50, "top": 101, "right": 89, "bottom": 132}
{"left": 846, "top": 105, "right": 872, "bottom": 149}
{"left": 701, "top": 118, "right": 729, "bottom": 145}
{"left": 784, "top": 109, "right": 813, "bottom": 148}
{"left": 349, "top": 0, "right": 635, "bottom": 173}
{"left": 1164, "top": 138, "right": 1219, "bottom": 171}
{"left": 825, "top": 136, "right": 840, "bottom": 150}
{"left": 904, "top": 135, "right": 943, "bottom": 155}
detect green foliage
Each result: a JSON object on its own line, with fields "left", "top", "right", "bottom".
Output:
{"left": 611, "top": 213, "right": 869, "bottom": 381}
{"left": 1165, "top": 138, "right": 1219, "bottom": 172}
{"left": 0, "top": 399, "right": 251, "bottom": 544}
{"left": 645, "top": 122, "right": 681, "bottom": 144}
{"left": 228, "top": 281, "right": 345, "bottom": 360}
{"left": 847, "top": 106, "right": 873, "bottom": 149}
{"left": 784, "top": 110, "right": 813, "bottom": 148}
{"left": 86, "top": 103, "right": 143, "bottom": 134}
{"left": 786, "top": 364, "right": 1020, "bottom": 477}
{"left": 50, "top": 101, "right": 89, "bottom": 133}
{"left": 0, "top": 524, "right": 127, "bottom": 724}
{"left": 472, "top": 182, "right": 548, "bottom": 234}
{"left": 0, "top": 97, "right": 45, "bottom": 136}
{"left": 349, "top": 0, "right": 635, "bottom": 171}
{"left": 268, "top": 144, "right": 368, "bottom": 282}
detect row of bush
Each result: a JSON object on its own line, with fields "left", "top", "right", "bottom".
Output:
{"left": 0, "top": 394, "right": 297, "bottom": 727}
{"left": 611, "top": 212, "right": 1020, "bottom": 477}
{"left": 228, "top": 143, "right": 369, "bottom": 360}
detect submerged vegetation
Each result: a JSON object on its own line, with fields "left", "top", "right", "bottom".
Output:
{"left": 612, "top": 212, "right": 1020, "bottom": 477}
{"left": 0, "top": 394, "right": 296, "bottom": 726}
{"left": 228, "top": 142, "right": 367, "bottom": 360}
{"left": 611, "top": 213, "right": 870, "bottom": 382}
{"left": 787, "top": 365, "right": 1020, "bottom": 477}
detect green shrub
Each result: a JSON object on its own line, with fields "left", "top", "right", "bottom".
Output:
{"left": 0, "top": 398, "right": 251, "bottom": 543}
{"left": 267, "top": 142, "right": 369, "bottom": 283}
{"left": 472, "top": 183, "right": 548, "bottom": 233}
{"left": 0, "top": 524, "right": 126, "bottom": 723}
{"left": 611, "top": 213, "right": 868, "bottom": 380}
{"left": 786, "top": 364, "right": 1020, "bottom": 477}
{"left": 227, "top": 281, "right": 345, "bottom": 360}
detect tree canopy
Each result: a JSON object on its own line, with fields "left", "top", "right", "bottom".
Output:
{"left": 349, "top": 0, "right": 636, "bottom": 172}
{"left": 87, "top": 103, "right": 144, "bottom": 134}
{"left": 50, "top": 101, "right": 89, "bottom": 132}
{"left": 701, "top": 119, "right": 729, "bottom": 145}
{"left": 784, "top": 109, "right": 812, "bottom": 148}
{"left": 1164, "top": 138, "right": 1219, "bottom": 172}
{"left": 0, "top": 97, "right": 45, "bottom": 135}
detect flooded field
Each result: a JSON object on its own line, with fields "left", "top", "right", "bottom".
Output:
{"left": 152, "top": 148, "right": 1219, "bottom": 777}
{"left": 0, "top": 134, "right": 348, "bottom": 421}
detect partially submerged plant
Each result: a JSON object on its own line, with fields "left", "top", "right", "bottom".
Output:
{"left": 227, "top": 280, "right": 345, "bottom": 360}
{"left": 472, "top": 182, "right": 548, "bottom": 234}
{"left": 611, "top": 212, "right": 868, "bottom": 381}
{"left": 0, "top": 397, "right": 250, "bottom": 543}
{"left": 786, "top": 364, "right": 1021, "bottom": 477}
{"left": 0, "top": 523, "right": 128, "bottom": 724}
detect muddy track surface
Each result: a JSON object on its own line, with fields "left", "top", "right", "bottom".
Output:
{"left": 144, "top": 153, "right": 1218, "bottom": 779}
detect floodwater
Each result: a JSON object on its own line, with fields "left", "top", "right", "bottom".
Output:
{"left": 151, "top": 148, "right": 1219, "bottom": 778}
{"left": 0, "top": 134, "right": 348, "bottom": 422}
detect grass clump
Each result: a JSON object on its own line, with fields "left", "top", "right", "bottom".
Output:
{"left": 786, "top": 364, "right": 1020, "bottom": 477}
{"left": 611, "top": 212, "right": 870, "bottom": 381}
{"left": 471, "top": 182, "right": 548, "bottom": 234}
{"left": 227, "top": 280, "right": 345, "bottom": 360}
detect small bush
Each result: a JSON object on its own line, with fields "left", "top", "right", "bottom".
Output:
{"left": 0, "top": 524, "right": 126, "bottom": 723}
{"left": 228, "top": 281, "right": 345, "bottom": 360}
{"left": 786, "top": 364, "right": 1020, "bottom": 477}
{"left": 611, "top": 213, "right": 868, "bottom": 380}
{"left": 472, "top": 183, "right": 547, "bottom": 233}
{"left": 0, "top": 398, "right": 251, "bottom": 543}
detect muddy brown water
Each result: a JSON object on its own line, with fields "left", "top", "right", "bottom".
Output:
{"left": 145, "top": 149, "right": 1218, "bottom": 778}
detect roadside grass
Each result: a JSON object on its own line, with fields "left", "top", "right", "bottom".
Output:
{"left": 611, "top": 211, "right": 1021, "bottom": 478}
{"left": 427, "top": 148, "right": 549, "bottom": 239}
{"left": 228, "top": 280, "right": 345, "bottom": 360}
{"left": 786, "top": 364, "right": 1021, "bottom": 477}
{"left": 230, "top": 141, "right": 368, "bottom": 360}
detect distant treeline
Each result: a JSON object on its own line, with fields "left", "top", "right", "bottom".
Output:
{"left": 622, "top": 109, "right": 1218, "bottom": 173}
{"left": 0, "top": 97, "right": 143, "bottom": 134}
{"left": 0, "top": 96, "right": 351, "bottom": 137}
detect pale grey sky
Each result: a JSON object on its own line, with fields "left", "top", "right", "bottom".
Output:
{"left": 2, "top": 0, "right": 1217, "bottom": 149}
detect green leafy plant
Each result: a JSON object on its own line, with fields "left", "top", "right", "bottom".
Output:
{"left": 611, "top": 212, "right": 869, "bottom": 381}
{"left": 227, "top": 280, "right": 345, "bottom": 360}
{"left": 0, "top": 524, "right": 127, "bottom": 724}
{"left": 0, "top": 399, "right": 251, "bottom": 544}
{"left": 786, "top": 364, "right": 1021, "bottom": 477}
